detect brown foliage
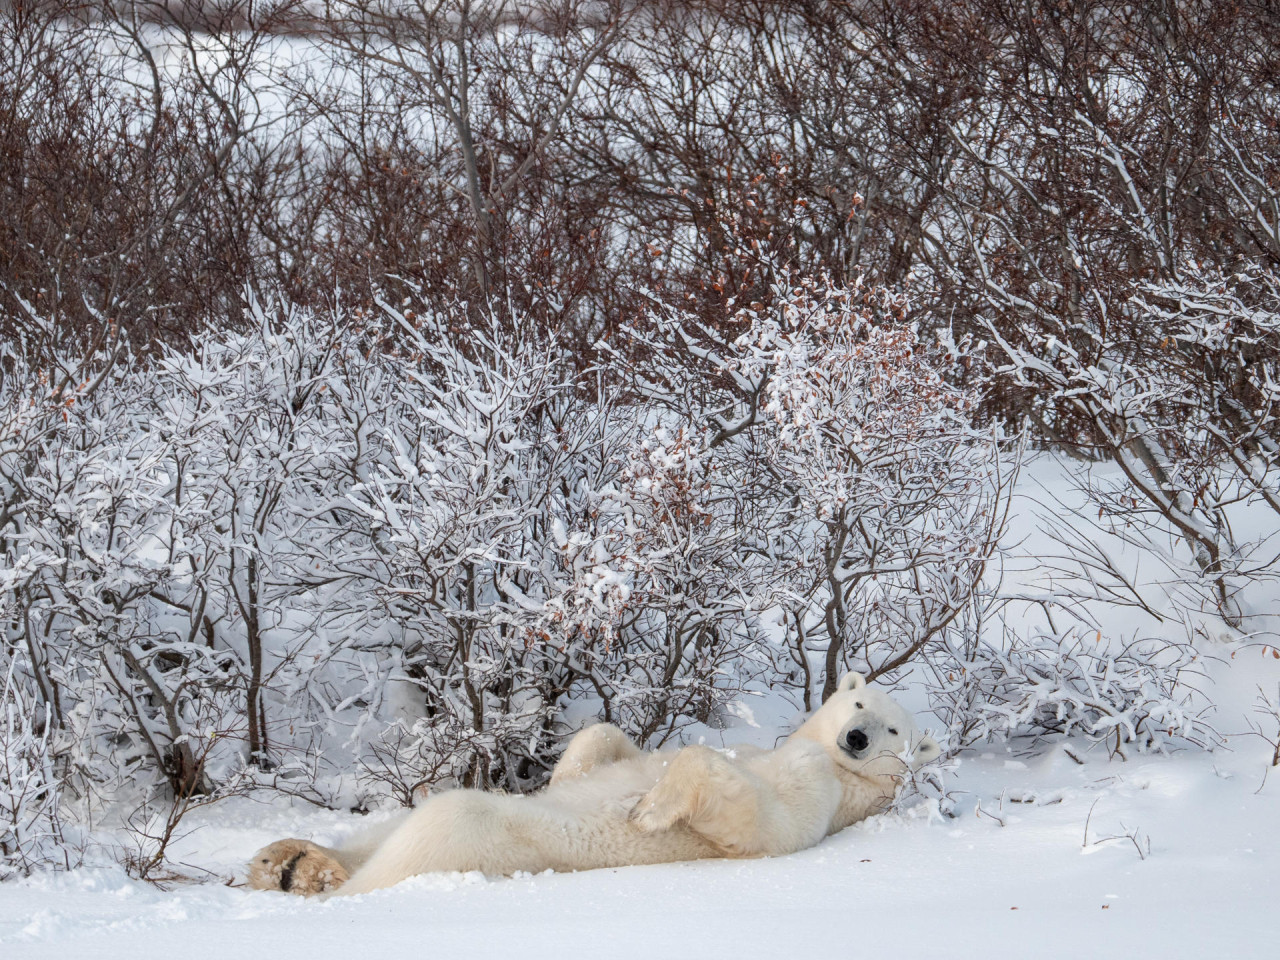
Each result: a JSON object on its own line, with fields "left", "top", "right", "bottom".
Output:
{"left": 2, "top": 1, "right": 1277, "bottom": 408}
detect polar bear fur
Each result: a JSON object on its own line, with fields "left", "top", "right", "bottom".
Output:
{"left": 247, "top": 673, "right": 939, "bottom": 897}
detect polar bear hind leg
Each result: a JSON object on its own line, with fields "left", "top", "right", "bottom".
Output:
{"left": 247, "top": 811, "right": 410, "bottom": 896}
{"left": 333, "top": 789, "right": 545, "bottom": 896}
{"left": 247, "top": 839, "right": 349, "bottom": 895}
{"left": 549, "top": 722, "right": 642, "bottom": 787}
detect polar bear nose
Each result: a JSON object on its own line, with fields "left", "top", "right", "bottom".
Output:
{"left": 845, "top": 729, "right": 869, "bottom": 753}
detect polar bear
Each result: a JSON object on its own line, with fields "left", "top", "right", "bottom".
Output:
{"left": 247, "top": 673, "right": 939, "bottom": 896}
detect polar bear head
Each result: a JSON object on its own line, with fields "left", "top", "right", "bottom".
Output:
{"left": 796, "top": 672, "right": 941, "bottom": 778}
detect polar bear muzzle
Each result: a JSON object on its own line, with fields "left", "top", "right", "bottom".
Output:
{"left": 843, "top": 728, "right": 870, "bottom": 755}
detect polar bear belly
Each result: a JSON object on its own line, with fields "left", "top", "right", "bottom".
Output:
{"left": 336, "top": 752, "right": 720, "bottom": 893}
{"left": 514, "top": 752, "right": 724, "bottom": 870}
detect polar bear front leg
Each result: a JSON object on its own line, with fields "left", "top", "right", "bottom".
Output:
{"left": 550, "top": 723, "right": 642, "bottom": 787}
{"left": 629, "top": 745, "right": 767, "bottom": 855}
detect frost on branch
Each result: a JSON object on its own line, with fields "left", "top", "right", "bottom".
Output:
{"left": 544, "top": 425, "right": 765, "bottom": 743}
{"left": 985, "top": 264, "right": 1280, "bottom": 628}
{"left": 342, "top": 308, "right": 586, "bottom": 791}
{"left": 627, "top": 264, "right": 1013, "bottom": 706}
{"left": 929, "top": 626, "right": 1222, "bottom": 757}
{"left": 1, "top": 651, "right": 73, "bottom": 878}
{"left": 1135, "top": 266, "right": 1280, "bottom": 531}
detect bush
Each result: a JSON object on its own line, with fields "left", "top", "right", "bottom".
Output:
{"left": 1, "top": 655, "right": 73, "bottom": 878}
{"left": 928, "top": 625, "right": 1222, "bottom": 757}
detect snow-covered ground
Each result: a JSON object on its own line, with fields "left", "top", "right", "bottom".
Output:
{"left": 3, "top": 736, "right": 1275, "bottom": 959}
{"left": 2, "top": 458, "right": 1278, "bottom": 959}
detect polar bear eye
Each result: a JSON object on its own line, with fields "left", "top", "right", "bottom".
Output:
{"left": 888, "top": 728, "right": 898, "bottom": 736}
{"left": 855, "top": 701, "right": 863, "bottom": 709}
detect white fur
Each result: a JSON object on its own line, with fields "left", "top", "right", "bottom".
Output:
{"left": 247, "top": 673, "right": 940, "bottom": 897}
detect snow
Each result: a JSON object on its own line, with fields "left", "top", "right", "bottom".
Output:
{"left": 1, "top": 725, "right": 1275, "bottom": 958}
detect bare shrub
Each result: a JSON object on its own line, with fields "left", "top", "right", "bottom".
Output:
{"left": 615, "top": 230, "right": 1016, "bottom": 709}
{"left": 929, "top": 623, "right": 1222, "bottom": 758}
{"left": 0, "top": 655, "right": 75, "bottom": 877}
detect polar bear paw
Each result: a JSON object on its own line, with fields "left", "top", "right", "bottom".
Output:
{"left": 247, "top": 839, "right": 349, "bottom": 896}
{"left": 628, "top": 793, "right": 685, "bottom": 833}
{"left": 628, "top": 761, "right": 699, "bottom": 833}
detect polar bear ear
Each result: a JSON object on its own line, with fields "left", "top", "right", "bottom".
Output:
{"left": 911, "top": 735, "right": 941, "bottom": 769}
{"left": 836, "top": 672, "right": 867, "bottom": 692}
